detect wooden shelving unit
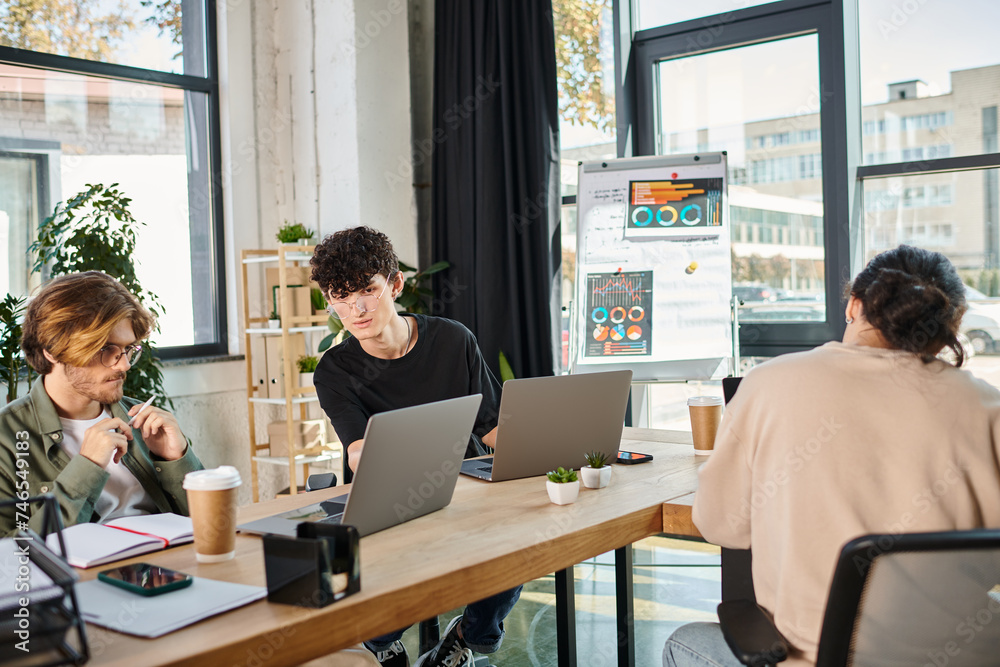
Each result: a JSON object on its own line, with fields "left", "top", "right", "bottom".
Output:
{"left": 241, "top": 246, "right": 341, "bottom": 500}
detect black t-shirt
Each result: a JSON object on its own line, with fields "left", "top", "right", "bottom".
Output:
{"left": 314, "top": 314, "right": 502, "bottom": 459}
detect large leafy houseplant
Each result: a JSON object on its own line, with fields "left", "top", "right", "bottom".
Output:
{"left": 29, "top": 183, "right": 171, "bottom": 407}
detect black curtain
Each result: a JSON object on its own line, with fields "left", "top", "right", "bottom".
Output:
{"left": 431, "top": 0, "right": 561, "bottom": 380}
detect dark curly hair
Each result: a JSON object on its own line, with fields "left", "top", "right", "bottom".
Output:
{"left": 848, "top": 245, "right": 968, "bottom": 365}
{"left": 310, "top": 226, "right": 399, "bottom": 298}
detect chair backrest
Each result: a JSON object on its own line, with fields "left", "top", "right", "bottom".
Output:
{"left": 720, "top": 375, "right": 755, "bottom": 603}
{"left": 722, "top": 376, "right": 742, "bottom": 405}
{"left": 816, "top": 529, "right": 1000, "bottom": 667}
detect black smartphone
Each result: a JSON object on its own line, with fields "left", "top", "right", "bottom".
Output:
{"left": 97, "top": 563, "right": 193, "bottom": 597}
{"left": 616, "top": 451, "right": 653, "bottom": 465}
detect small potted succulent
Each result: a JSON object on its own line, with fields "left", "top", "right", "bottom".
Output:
{"left": 311, "top": 288, "right": 327, "bottom": 316}
{"left": 297, "top": 354, "right": 319, "bottom": 387}
{"left": 545, "top": 467, "right": 580, "bottom": 505}
{"left": 267, "top": 303, "right": 280, "bottom": 329}
{"left": 581, "top": 451, "right": 612, "bottom": 489}
{"left": 276, "top": 221, "right": 315, "bottom": 245}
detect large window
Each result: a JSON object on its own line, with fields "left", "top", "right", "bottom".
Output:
{"left": 654, "top": 36, "right": 826, "bottom": 324}
{"left": 554, "top": 0, "right": 618, "bottom": 371}
{"left": 857, "top": 0, "right": 1000, "bottom": 371}
{"left": 0, "top": 1, "right": 225, "bottom": 356}
{"left": 859, "top": 0, "right": 999, "bottom": 165}
{"left": 623, "top": 0, "right": 1000, "bottom": 364}
{"left": 627, "top": 1, "right": 848, "bottom": 354}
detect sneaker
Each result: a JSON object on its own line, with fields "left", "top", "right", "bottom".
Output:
{"left": 414, "top": 616, "right": 474, "bottom": 667}
{"left": 367, "top": 640, "right": 410, "bottom": 667}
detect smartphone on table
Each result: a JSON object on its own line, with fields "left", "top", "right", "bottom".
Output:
{"left": 97, "top": 563, "right": 193, "bottom": 597}
{"left": 616, "top": 451, "right": 653, "bottom": 465}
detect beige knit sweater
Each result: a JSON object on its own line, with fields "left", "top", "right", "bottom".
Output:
{"left": 693, "top": 341, "right": 1000, "bottom": 664}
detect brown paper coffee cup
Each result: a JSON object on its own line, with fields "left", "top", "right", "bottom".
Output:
{"left": 183, "top": 467, "right": 242, "bottom": 563}
{"left": 688, "top": 397, "right": 724, "bottom": 455}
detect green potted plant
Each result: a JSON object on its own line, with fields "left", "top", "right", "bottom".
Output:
{"left": 0, "top": 294, "right": 33, "bottom": 404}
{"left": 581, "top": 451, "right": 612, "bottom": 489}
{"left": 268, "top": 303, "right": 281, "bottom": 329}
{"left": 30, "top": 183, "right": 170, "bottom": 408}
{"left": 395, "top": 261, "right": 450, "bottom": 314}
{"left": 296, "top": 354, "right": 319, "bottom": 387}
{"left": 545, "top": 467, "right": 580, "bottom": 505}
{"left": 310, "top": 288, "right": 327, "bottom": 316}
{"left": 276, "top": 221, "right": 315, "bottom": 245}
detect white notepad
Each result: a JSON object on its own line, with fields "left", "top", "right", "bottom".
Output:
{"left": 46, "top": 514, "right": 194, "bottom": 568}
{"left": 76, "top": 576, "right": 267, "bottom": 637}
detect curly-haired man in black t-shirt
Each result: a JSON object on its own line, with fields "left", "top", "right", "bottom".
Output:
{"left": 310, "top": 226, "right": 517, "bottom": 667}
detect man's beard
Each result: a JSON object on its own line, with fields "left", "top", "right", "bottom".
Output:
{"left": 63, "top": 365, "right": 127, "bottom": 405}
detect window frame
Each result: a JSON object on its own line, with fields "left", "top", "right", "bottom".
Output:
{"left": 615, "top": 0, "right": 861, "bottom": 356}
{"left": 0, "top": 2, "right": 227, "bottom": 360}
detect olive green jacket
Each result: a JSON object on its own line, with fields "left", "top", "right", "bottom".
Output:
{"left": 0, "top": 378, "right": 203, "bottom": 537}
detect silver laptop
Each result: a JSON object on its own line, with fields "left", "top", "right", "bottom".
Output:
{"left": 461, "top": 370, "right": 632, "bottom": 482}
{"left": 239, "top": 394, "right": 482, "bottom": 537}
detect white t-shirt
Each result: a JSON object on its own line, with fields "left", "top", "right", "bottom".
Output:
{"left": 59, "top": 409, "right": 158, "bottom": 522}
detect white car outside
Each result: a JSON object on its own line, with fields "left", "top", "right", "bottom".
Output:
{"left": 962, "top": 286, "right": 1000, "bottom": 355}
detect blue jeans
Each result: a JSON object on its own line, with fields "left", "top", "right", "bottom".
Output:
{"left": 663, "top": 622, "right": 743, "bottom": 667}
{"left": 365, "top": 585, "right": 522, "bottom": 654}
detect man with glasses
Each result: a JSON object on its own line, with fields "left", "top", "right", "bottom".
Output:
{"left": 310, "top": 227, "right": 517, "bottom": 667}
{"left": 0, "top": 271, "right": 203, "bottom": 537}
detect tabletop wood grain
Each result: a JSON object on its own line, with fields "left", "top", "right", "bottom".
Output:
{"left": 80, "top": 433, "right": 703, "bottom": 667}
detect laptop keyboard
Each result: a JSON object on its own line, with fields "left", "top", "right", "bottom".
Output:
{"left": 462, "top": 457, "right": 493, "bottom": 474}
{"left": 319, "top": 498, "right": 347, "bottom": 520}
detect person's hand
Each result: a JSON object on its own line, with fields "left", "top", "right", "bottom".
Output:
{"left": 80, "top": 417, "right": 133, "bottom": 468}
{"left": 128, "top": 405, "right": 187, "bottom": 461}
{"left": 482, "top": 426, "right": 498, "bottom": 449}
{"left": 347, "top": 439, "right": 364, "bottom": 473}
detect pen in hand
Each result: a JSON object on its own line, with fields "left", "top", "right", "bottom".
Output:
{"left": 128, "top": 394, "right": 157, "bottom": 427}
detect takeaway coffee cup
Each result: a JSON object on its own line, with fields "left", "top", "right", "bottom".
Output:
{"left": 183, "top": 466, "right": 242, "bottom": 563}
{"left": 688, "top": 396, "right": 724, "bottom": 456}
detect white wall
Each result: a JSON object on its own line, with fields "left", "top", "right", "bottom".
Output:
{"left": 161, "top": 0, "right": 420, "bottom": 501}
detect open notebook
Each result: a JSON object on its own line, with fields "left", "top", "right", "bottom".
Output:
{"left": 46, "top": 513, "right": 194, "bottom": 568}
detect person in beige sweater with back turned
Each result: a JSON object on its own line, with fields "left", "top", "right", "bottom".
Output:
{"left": 663, "top": 245, "right": 1000, "bottom": 666}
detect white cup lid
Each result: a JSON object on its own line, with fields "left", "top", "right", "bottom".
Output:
{"left": 183, "top": 466, "right": 242, "bottom": 491}
{"left": 688, "top": 396, "right": 724, "bottom": 407}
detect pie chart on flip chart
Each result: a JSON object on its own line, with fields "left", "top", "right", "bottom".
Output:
{"left": 584, "top": 270, "right": 654, "bottom": 358}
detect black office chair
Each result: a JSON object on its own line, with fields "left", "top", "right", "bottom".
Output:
{"left": 717, "top": 528, "right": 1000, "bottom": 666}
{"left": 719, "top": 377, "right": 755, "bottom": 603}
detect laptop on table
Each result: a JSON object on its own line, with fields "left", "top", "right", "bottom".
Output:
{"left": 239, "top": 394, "right": 482, "bottom": 537}
{"left": 461, "top": 370, "right": 632, "bottom": 482}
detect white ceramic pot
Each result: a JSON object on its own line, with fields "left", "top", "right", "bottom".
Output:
{"left": 267, "top": 319, "right": 280, "bottom": 329}
{"left": 299, "top": 372, "right": 314, "bottom": 387}
{"left": 581, "top": 465, "right": 612, "bottom": 489}
{"left": 546, "top": 480, "right": 580, "bottom": 505}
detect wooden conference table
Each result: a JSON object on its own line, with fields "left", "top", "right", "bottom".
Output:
{"left": 82, "top": 428, "right": 704, "bottom": 667}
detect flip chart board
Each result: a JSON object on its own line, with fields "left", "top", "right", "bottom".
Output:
{"left": 571, "top": 153, "right": 733, "bottom": 381}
